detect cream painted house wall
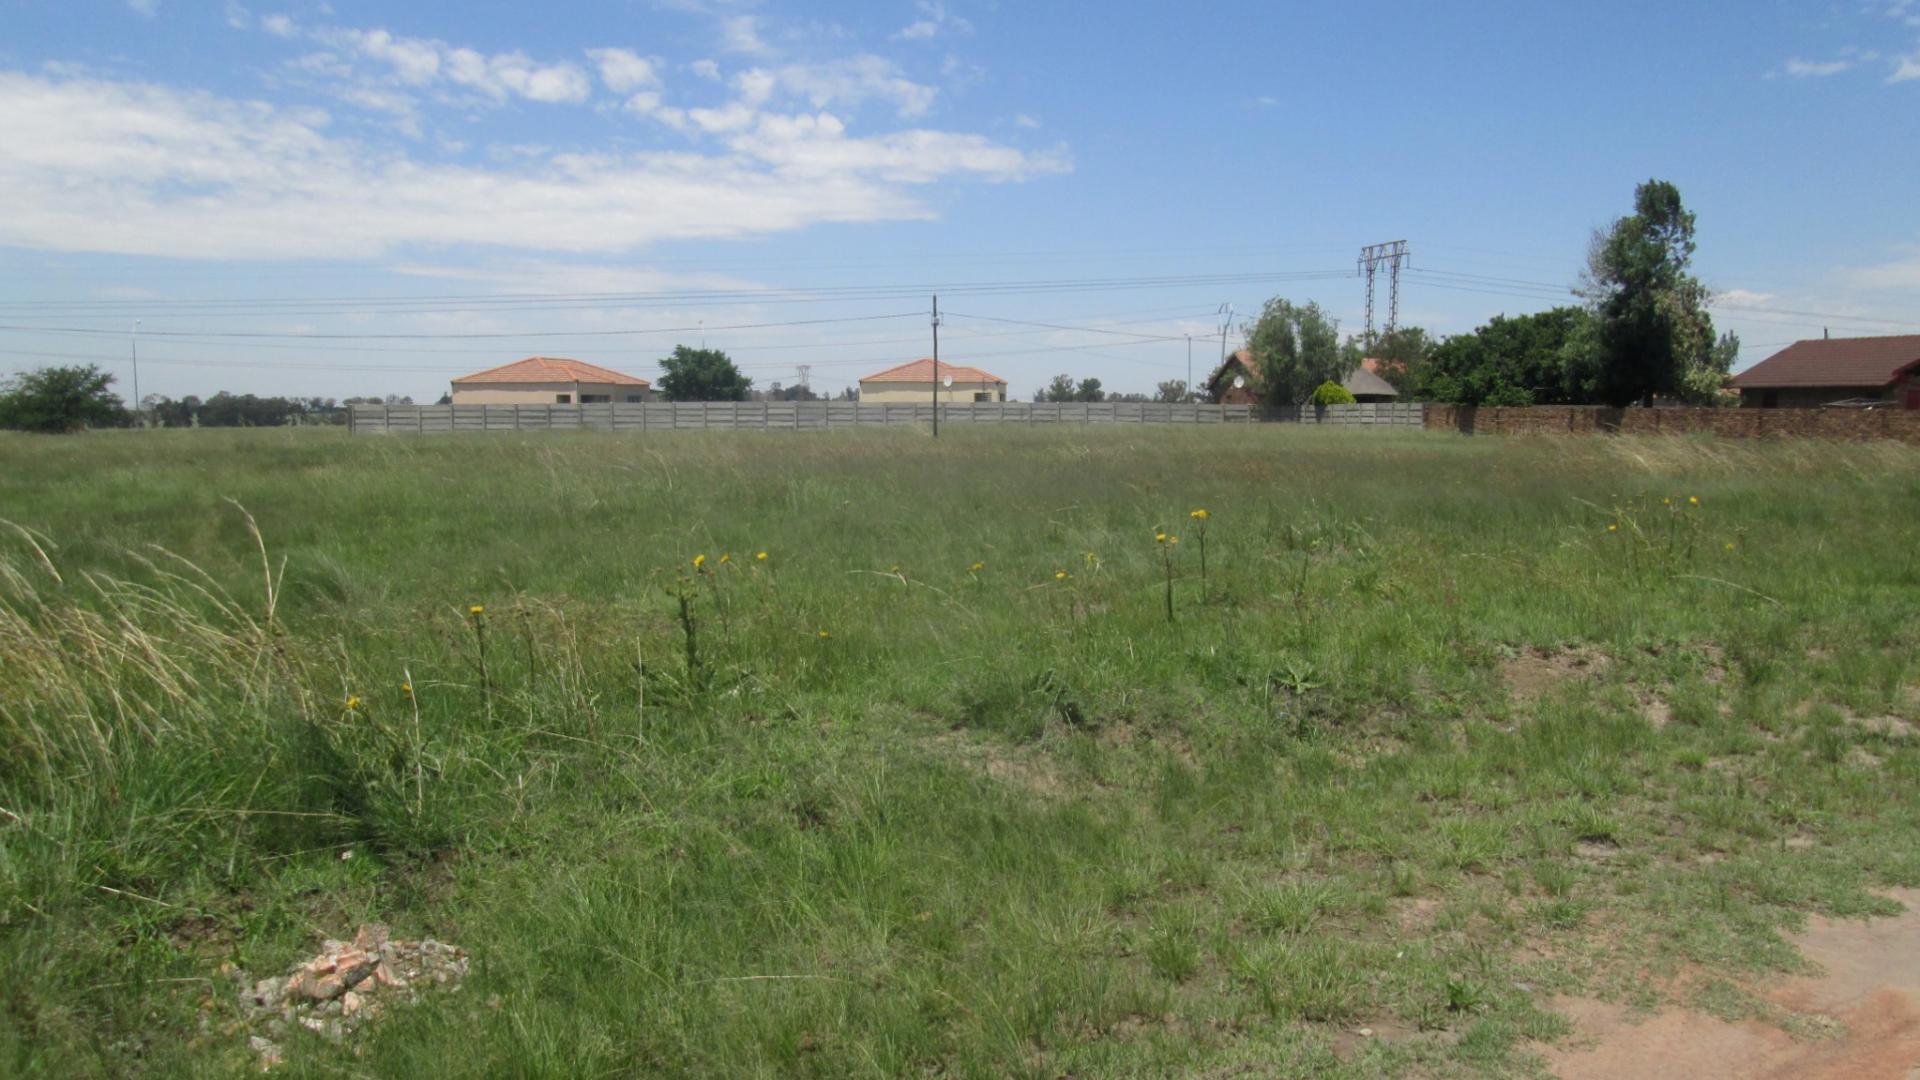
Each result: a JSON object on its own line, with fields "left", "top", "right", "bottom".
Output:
{"left": 858, "top": 380, "right": 1006, "bottom": 404}
{"left": 451, "top": 382, "right": 651, "bottom": 405}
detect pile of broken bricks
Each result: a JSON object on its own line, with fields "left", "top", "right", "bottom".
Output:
{"left": 235, "top": 923, "right": 467, "bottom": 1069}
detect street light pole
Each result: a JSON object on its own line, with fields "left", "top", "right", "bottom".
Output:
{"left": 1217, "top": 302, "right": 1233, "bottom": 374}
{"left": 131, "top": 319, "right": 141, "bottom": 426}
{"left": 931, "top": 293, "right": 940, "bottom": 438}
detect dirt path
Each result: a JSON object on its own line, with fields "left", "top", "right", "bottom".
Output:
{"left": 1541, "top": 889, "right": 1920, "bottom": 1079}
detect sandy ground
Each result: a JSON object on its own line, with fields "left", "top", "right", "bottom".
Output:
{"left": 1542, "top": 889, "right": 1920, "bottom": 1079}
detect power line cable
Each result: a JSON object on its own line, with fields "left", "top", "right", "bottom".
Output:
{"left": 0, "top": 312, "right": 924, "bottom": 342}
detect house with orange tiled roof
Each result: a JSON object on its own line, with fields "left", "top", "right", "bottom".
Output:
{"left": 449, "top": 357, "right": 652, "bottom": 405}
{"left": 856, "top": 358, "right": 1007, "bottom": 404}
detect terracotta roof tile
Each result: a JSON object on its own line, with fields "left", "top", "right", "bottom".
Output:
{"left": 451, "top": 357, "right": 651, "bottom": 387}
{"left": 858, "top": 358, "right": 1007, "bottom": 385}
{"left": 1729, "top": 336, "right": 1920, "bottom": 390}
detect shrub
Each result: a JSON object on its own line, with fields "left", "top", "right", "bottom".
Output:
{"left": 1310, "top": 380, "right": 1356, "bottom": 406}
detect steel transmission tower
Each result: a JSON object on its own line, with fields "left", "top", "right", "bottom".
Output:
{"left": 1357, "top": 241, "right": 1408, "bottom": 350}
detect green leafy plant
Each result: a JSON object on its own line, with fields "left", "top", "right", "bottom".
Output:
{"left": 1310, "top": 379, "right": 1356, "bottom": 406}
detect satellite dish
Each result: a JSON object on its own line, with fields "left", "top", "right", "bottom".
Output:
{"left": 942, "top": 376, "right": 953, "bottom": 387}
{"left": 1233, "top": 376, "right": 1246, "bottom": 389}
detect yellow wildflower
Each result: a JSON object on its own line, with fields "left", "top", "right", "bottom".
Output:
{"left": 1725, "top": 542, "right": 1736, "bottom": 551}
{"left": 1169, "top": 535, "right": 1179, "bottom": 545}
{"left": 969, "top": 560, "right": 985, "bottom": 573}
{"left": 468, "top": 604, "right": 484, "bottom": 616}
{"left": 692, "top": 554, "right": 706, "bottom": 569}
{"left": 344, "top": 696, "right": 361, "bottom": 710}
{"left": 720, "top": 553, "right": 731, "bottom": 564}
{"left": 1055, "top": 570, "right": 1069, "bottom": 581}
{"left": 1189, "top": 508, "right": 1209, "bottom": 520}
{"left": 1084, "top": 551, "right": 1098, "bottom": 565}
{"left": 400, "top": 683, "right": 413, "bottom": 696}
{"left": 1154, "top": 531, "right": 1167, "bottom": 544}
{"left": 817, "top": 630, "right": 831, "bottom": 640}
{"left": 1607, "top": 523, "right": 1618, "bottom": 533}
{"left": 756, "top": 551, "right": 768, "bottom": 561}
{"left": 890, "top": 564, "right": 901, "bottom": 574}
{"left": 1688, "top": 495, "right": 1700, "bottom": 506}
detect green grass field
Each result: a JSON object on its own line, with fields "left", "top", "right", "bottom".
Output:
{"left": 3, "top": 424, "right": 1919, "bottom": 1077}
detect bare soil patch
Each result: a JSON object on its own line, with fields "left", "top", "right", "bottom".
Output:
{"left": 1541, "top": 888, "right": 1920, "bottom": 1078}
{"left": 1848, "top": 713, "right": 1918, "bottom": 739}
{"left": 930, "top": 731, "right": 1068, "bottom": 797}
{"left": 1502, "top": 647, "right": 1611, "bottom": 703}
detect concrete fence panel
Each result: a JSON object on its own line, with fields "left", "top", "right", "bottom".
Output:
{"left": 350, "top": 400, "right": 1437, "bottom": 435}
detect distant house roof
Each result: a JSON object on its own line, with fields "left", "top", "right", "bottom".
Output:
{"left": 858, "top": 358, "right": 1007, "bottom": 385}
{"left": 1342, "top": 366, "right": 1400, "bottom": 399}
{"left": 1205, "top": 350, "right": 1398, "bottom": 397}
{"left": 452, "top": 357, "right": 651, "bottom": 387}
{"left": 1206, "top": 350, "right": 1261, "bottom": 393}
{"left": 1728, "top": 336, "right": 1920, "bottom": 390}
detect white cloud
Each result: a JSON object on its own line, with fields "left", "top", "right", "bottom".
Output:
{"left": 1012, "top": 113, "right": 1039, "bottom": 129}
{"left": 127, "top": 0, "right": 159, "bottom": 17}
{"left": 587, "top": 48, "right": 660, "bottom": 93}
{"left": 1782, "top": 57, "right": 1852, "bottom": 77}
{"left": 687, "top": 101, "right": 759, "bottom": 132}
{"left": 265, "top": 19, "right": 593, "bottom": 106}
{"left": 1893, "top": 53, "right": 1920, "bottom": 82}
{"left": 731, "top": 112, "right": 1069, "bottom": 183}
{"left": 349, "top": 29, "right": 443, "bottom": 85}
{"left": 1712, "top": 288, "right": 1776, "bottom": 307}
{"left": 689, "top": 58, "right": 721, "bottom": 80}
{"left": 892, "top": 2, "right": 972, "bottom": 42}
{"left": 388, "top": 260, "right": 763, "bottom": 295}
{"left": 0, "top": 71, "right": 1066, "bottom": 260}
{"left": 719, "top": 15, "right": 772, "bottom": 57}
{"left": 734, "top": 68, "right": 777, "bottom": 106}
{"left": 770, "top": 55, "right": 937, "bottom": 118}
{"left": 1845, "top": 251, "right": 1920, "bottom": 289}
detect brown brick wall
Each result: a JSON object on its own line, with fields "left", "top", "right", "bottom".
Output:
{"left": 1423, "top": 404, "right": 1920, "bottom": 444}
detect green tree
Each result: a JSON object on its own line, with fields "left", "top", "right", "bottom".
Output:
{"left": 0, "top": 364, "right": 128, "bottom": 433}
{"left": 1154, "top": 380, "right": 1192, "bottom": 403}
{"left": 1034, "top": 374, "right": 1078, "bottom": 402}
{"left": 1405, "top": 307, "right": 1592, "bottom": 406}
{"left": 1677, "top": 330, "right": 1740, "bottom": 406}
{"left": 1074, "top": 378, "right": 1105, "bottom": 403}
{"left": 1246, "top": 298, "right": 1344, "bottom": 406}
{"left": 1568, "top": 179, "right": 1716, "bottom": 406}
{"left": 657, "top": 346, "right": 752, "bottom": 401}
{"left": 1310, "top": 380, "right": 1356, "bottom": 405}
{"left": 1369, "top": 326, "right": 1433, "bottom": 373}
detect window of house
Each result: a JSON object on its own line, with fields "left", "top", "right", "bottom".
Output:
{"left": 556, "top": 394, "right": 572, "bottom": 404}
{"left": 974, "top": 391, "right": 992, "bottom": 402}
{"left": 624, "top": 394, "right": 644, "bottom": 403}
{"left": 580, "top": 394, "right": 612, "bottom": 403}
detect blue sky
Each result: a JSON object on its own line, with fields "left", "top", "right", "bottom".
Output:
{"left": 1, "top": 0, "right": 1916, "bottom": 401}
